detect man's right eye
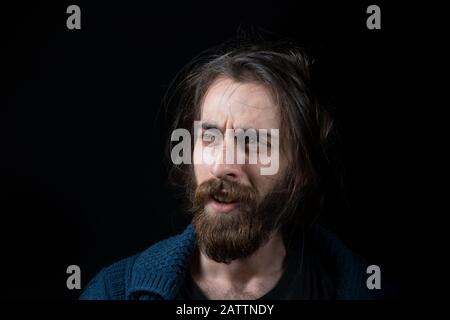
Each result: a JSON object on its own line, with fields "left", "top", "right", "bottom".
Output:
{"left": 203, "top": 133, "right": 215, "bottom": 143}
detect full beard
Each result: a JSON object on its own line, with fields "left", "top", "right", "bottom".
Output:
{"left": 191, "top": 177, "right": 285, "bottom": 264}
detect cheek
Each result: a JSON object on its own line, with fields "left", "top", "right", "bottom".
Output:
{"left": 193, "top": 142, "right": 210, "bottom": 184}
{"left": 246, "top": 158, "right": 287, "bottom": 196}
{"left": 193, "top": 164, "right": 209, "bottom": 188}
{"left": 245, "top": 165, "right": 277, "bottom": 196}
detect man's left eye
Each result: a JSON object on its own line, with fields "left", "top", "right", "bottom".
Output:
{"left": 246, "top": 137, "right": 258, "bottom": 144}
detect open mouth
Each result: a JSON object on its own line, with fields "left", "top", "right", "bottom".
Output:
{"left": 208, "top": 193, "right": 239, "bottom": 213}
{"left": 211, "top": 193, "right": 235, "bottom": 204}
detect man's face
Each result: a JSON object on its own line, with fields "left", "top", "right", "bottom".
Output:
{"left": 193, "top": 77, "right": 287, "bottom": 205}
{"left": 191, "top": 77, "right": 289, "bottom": 263}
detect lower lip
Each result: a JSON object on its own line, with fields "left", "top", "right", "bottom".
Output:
{"left": 207, "top": 199, "right": 239, "bottom": 214}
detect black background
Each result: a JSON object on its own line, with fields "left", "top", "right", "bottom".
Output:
{"left": 1, "top": 0, "right": 418, "bottom": 300}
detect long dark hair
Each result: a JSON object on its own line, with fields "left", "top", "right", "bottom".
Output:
{"left": 163, "top": 39, "right": 343, "bottom": 236}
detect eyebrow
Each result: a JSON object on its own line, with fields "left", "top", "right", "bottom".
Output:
{"left": 201, "top": 122, "right": 220, "bottom": 131}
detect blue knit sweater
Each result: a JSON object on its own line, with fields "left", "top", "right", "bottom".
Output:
{"left": 80, "top": 224, "right": 395, "bottom": 300}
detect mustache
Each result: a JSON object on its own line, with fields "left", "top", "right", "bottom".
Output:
{"left": 193, "top": 178, "right": 258, "bottom": 207}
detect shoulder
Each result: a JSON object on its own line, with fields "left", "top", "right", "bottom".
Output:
{"left": 79, "top": 254, "right": 137, "bottom": 300}
{"left": 79, "top": 224, "right": 196, "bottom": 300}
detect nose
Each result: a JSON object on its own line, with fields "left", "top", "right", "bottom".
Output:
{"left": 209, "top": 135, "right": 244, "bottom": 182}
{"left": 210, "top": 162, "right": 243, "bottom": 182}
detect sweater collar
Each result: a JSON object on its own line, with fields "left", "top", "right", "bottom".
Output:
{"left": 126, "top": 224, "right": 197, "bottom": 299}
{"left": 124, "top": 223, "right": 378, "bottom": 300}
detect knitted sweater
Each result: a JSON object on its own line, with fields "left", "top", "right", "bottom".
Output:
{"left": 79, "top": 224, "right": 396, "bottom": 300}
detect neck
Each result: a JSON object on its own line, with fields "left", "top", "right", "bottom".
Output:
{"left": 190, "top": 230, "right": 287, "bottom": 285}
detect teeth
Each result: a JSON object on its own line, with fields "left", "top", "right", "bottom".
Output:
{"left": 213, "top": 194, "right": 232, "bottom": 203}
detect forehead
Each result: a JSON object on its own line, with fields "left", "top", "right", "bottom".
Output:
{"left": 200, "top": 78, "right": 280, "bottom": 129}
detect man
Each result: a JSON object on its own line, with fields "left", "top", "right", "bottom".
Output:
{"left": 80, "top": 41, "right": 395, "bottom": 300}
